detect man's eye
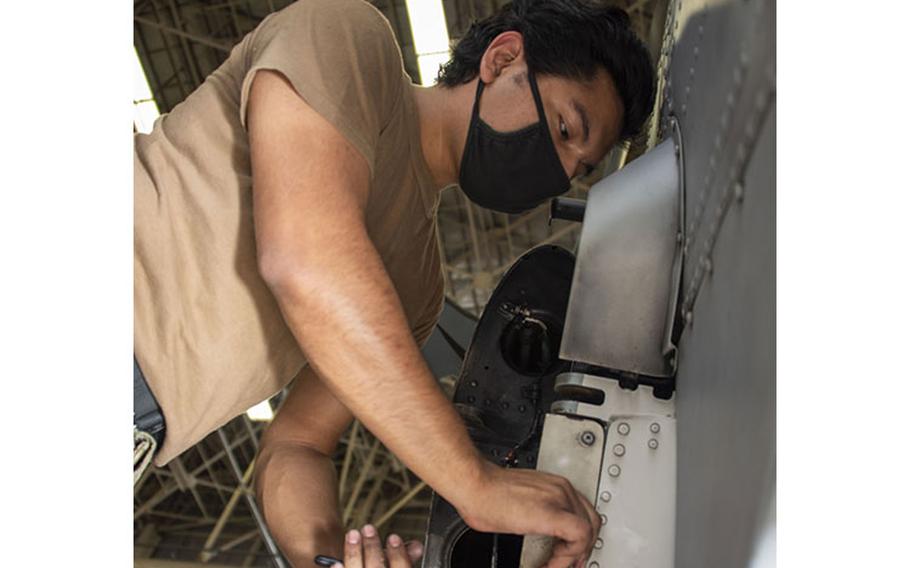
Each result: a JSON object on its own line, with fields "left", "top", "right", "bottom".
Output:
{"left": 559, "top": 119, "right": 569, "bottom": 140}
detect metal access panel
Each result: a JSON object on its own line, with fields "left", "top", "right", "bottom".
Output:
{"left": 657, "top": 0, "right": 776, "bottom": 567}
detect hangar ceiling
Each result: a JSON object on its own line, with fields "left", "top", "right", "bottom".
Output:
{"left": 133, "top": 1, "right": 668, "bottom": 565}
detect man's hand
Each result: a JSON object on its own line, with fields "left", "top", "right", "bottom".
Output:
{"left": 336, "top": 525, "right": 423, "bottom": 568}
{"left": 457, "top": 463, "right": 601, "bottom": 568}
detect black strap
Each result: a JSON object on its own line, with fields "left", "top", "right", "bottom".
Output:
{"left": 134, "top": 356, "right": 166, "bottom": 447}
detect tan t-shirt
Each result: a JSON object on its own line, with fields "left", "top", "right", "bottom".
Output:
{"left": 135, "top": 0, "right": 444, "bottom": 466}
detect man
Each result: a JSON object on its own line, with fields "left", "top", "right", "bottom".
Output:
{"left": 133, "top": 0, "right": 655, "bottom": 566}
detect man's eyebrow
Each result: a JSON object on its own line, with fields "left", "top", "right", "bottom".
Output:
{"left": 571, "top": 98, "right": 590, "bottom": 143}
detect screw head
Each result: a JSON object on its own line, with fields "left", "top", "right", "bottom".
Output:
{"left": 648, "top": 439, "right": 659, "bottom": 450}
{"left": 600, "top": 513, "right": 607, "bottom": 524}
{"left": 616, "top": 422, "right": 630, "bottom": 436}
{"left": 734, "top": 181, "right": 745, "bottom": 202}
{"left": 612, "top": 444, "right": 626, "bottom": 457}
{"left": 590, "top": 563, "right": 600, "bottom": 568}
{"left": 608, "top": 464, "right": 621, "bottom": 477}
{"left": 685, "top": 311, "right": 694, "bottom": 326}
{"left": 600, "top": 491, "right": 612, "bottom": 502}
{"left": 594, "top": 538, "right": 604, "bottom": 550}
{"left": 650, "top": 423, "right": 661, "bottom": 434}
{"left": 579, "top": 431, "right": 597, "bottom": 447}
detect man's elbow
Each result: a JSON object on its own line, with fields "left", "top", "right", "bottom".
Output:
{"left": 257, "top": 248, "right": 317, "bottom": 302}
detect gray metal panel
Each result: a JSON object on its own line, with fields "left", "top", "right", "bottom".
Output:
{"left": 673, "top": 88, "right": 775, "bottom": 568}
{"left": 651, "top": 1, "right": 775, "bottom": 566}
{"left": 560, "top": 139, "right": 680, "bottom": 377}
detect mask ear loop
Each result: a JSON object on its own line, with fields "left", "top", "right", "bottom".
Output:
{"left": 471, "top": 78, "right": 485, "bottom": 121}
{"left": 526, "top": 69, "right": 571, "bottom": 187}
{"left": 526, "top": 69, "right": 549, "bottom": 125}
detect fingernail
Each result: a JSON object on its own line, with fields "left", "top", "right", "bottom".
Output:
{"left": 332, "top": 564, "right": 344, "bottom": 568}
{"left": 388, "top": 534, "right": 402, "bottom": 547}
{"left": 363, "top": 524, "right": 377, "bottom": 538}
{"left": 411, "top": 542, "right": 424, "bottom": 555}
{"left": 347, "top": 529, "right": 360, "bottom": 544}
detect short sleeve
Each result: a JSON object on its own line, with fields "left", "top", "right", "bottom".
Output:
{"left": 239, "top": 0, "right": 404, "bottom": 174}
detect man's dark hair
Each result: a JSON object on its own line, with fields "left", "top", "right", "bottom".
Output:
{"left": 437, "top": 0, "right": 656, "bottom": 141}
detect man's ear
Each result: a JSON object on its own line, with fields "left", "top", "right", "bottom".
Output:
{"left": 478, "top": 31, "right": 526, "bottom": 85}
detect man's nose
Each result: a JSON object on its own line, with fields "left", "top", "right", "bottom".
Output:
{"left": 560, "top": 154, "right": 584, "bottom": 180}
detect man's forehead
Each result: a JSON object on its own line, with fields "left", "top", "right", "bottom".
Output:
{"left": 558, "top": 71, "right": 624, "bottom": 146}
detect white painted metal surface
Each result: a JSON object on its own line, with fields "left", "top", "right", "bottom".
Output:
{"left": 543, "top": 373, "right": 677, "bottom": 568}
{"left": 520, "top": 414, "right": 606, "bottom": 568}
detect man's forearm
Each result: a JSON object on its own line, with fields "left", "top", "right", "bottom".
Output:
{"left": 256, "top": 441, "right": 343, "bottom": 565}
{"left": 264, "top": 230, "right": 485, "bottom": 508}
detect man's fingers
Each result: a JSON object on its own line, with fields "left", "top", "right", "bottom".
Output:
{"left": 344, "top": 529, "right": 364, "bottom": 568}
{"left": 361, "top": 524, "right": 385, "bottom": 567}
{"left": 404, "top": 540, "right": 424, "bottom": 563}
{"left": 547, "top": 512, "right": 590, "bottom": 558}
{"left": 385, "top": 534, "right": 412, "bottom": 568}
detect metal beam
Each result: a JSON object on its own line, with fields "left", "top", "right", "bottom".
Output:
{"left": 135, "top": 15, "right": 232, "bottom": 52}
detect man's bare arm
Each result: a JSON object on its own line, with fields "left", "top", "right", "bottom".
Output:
{"left": 248, "top": 70, "right": 485, "bottom": 505}
{"left": 248, "top": 70, "right": 598, "bottom": 567}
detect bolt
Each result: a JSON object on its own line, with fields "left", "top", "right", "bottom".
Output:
{"left": 579, "top": 431, "right": 597, "bottom": 447}
{"left": 685, "top": 311, "right": 694, "bottom": 326}
{"left": 676, "top": 232, "right": 683, "bottom": 244}
{"left": 734, "top": 181, "right": 745, "bottom": 202}
{"left": 608, "top": 464, "right": 621, "bottom": 477}
{"left": 594, "top": 538, "right": 604, "bottom": 550}
{"left": 500, "top": 401, "right": 510, "bottom": 410}
{"left": 702, "top": 257, "right": 713, "bottom": 274}
{"left": 648, "top": 439, "right": 659, "bottom": 450}
{"left": 590, "top": 563, "right": 600, "bottom": 568}
{"left": 693, "top": 46, "right": 700, "bottom": 57}
{"left": 650, "top": 423, "right": 661, "bottom": 434}
{"left": 616, "top": 422, "right": 630, "bottom": 436}
{"left": 613, "top": 444, "right": 626, "bottom": 457}
{"left": 469, "top": 380, "right": 478, "bottom": 388}
{"left": 600, "top": 491, "right": 612, "bottom": 502}
{"left": 518, "top": 404, "right": 527, "bottom": 413}
{"left": 600, "top": 513, "right": 607, "bottom": 525}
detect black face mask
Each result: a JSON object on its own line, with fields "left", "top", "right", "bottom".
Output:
{"left": 458, "top": 71, "right": 570, "bottom": 214}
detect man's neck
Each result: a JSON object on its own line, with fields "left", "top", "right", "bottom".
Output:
{"left": 411, "top": 80, "right": 477, "bottom": 192}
